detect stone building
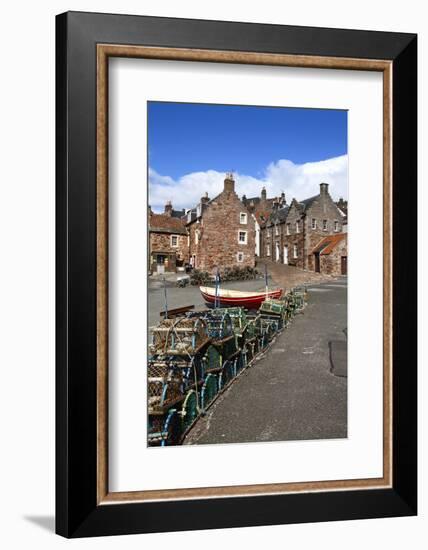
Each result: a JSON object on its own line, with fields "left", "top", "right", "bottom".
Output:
{"left": 260, "top": 183, "right": 346, "bottom": 272}
{"left": 148, "top": 202, "right": 188, "bottom": 274}
{"left": 312, "top": 233, "right": 348, "bottom": 275}
{"left": 186, "top": 174, "right": 255, "bottom": 272}
{"left": 242, "top": 188, "right": 286, "bottom": 256}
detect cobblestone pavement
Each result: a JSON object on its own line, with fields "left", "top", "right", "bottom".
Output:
{"left": 184, "top": 278, "right": 347, "bottom": 445}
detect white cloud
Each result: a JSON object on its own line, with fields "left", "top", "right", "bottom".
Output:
{"left": 149, "top": 155, "right": 348, "bottom": 212}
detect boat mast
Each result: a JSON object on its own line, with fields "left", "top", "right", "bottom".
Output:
{"left": 265, "top": 263, "right": 269, "bottom": 300}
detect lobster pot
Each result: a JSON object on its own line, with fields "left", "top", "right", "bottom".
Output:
{"left": 214, "top": 334, "right": 238, "bottom": 359}
{"left": 202, "top": 344, "right": 222, "bottom": 374}
{"left": 218, "top": 359, "right": 235, "bottom": 390}
{"left": 291, "top": 286, "right": 307, "bottom": 309}
{"left": 148, "top": 408, "right": 183, "bottom": 447}
{"left": 214, "top": 307, "right": 248, "bottom": 347}
{"left": 201, "top": 373, "right": 219, "bottom": 411}
{"left": 149, "top": 317, "right": 209, "bottom": 357}
{"left": 147, "top": 362, "right": 184, "bottom": 414}
{"left": 203, "top": 310, "right": 234, "bottom": 340}
{"left": 259, "top": 299, "right": 287, "bottom": 317}
{"left": 235, "top": 349, "right": 246, "bottom": 373}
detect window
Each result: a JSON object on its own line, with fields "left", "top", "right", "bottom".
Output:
{"left": 266, "top": 245, "right": 270, "bottom": 256}
{"left": 323, "top": 220, "right": 327, "bottom": 231}
{"left": 240, "top": 212, "right": 247, "bottom": 224}
{"left": 312, "top": 218, "right": 317, "bottom": 230}
{"left": 286, "top": 223, "right": 290, "bottom": 235}
{"left": 293, "top": 244, "right": 298, "bottom": 258}
{"left": 238, "top": 230, "right": 247, "bottom": 244}
{"left": 295, "top": 221, "right": 300, "bottom": 233}
{"left": 334, "top": 220, "right": 339, "bottom": 232}
{"left": 275, "top": 224, "right": 279, "bottom": 236}
{"left": 195, "top": 230, "right": 199, "bottom": 245}
{"left": 171, "top": 235, "right": 178, "bottom": 247}
{"left": 237, "top": 252, "right": 244, "bottom": 263}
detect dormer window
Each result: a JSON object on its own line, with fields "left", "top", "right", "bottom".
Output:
{"left": 187, "top": 210, "right": 192, "bottom": 223}
{"left": 240, "top": 212, "right": 247, "bottom": 224}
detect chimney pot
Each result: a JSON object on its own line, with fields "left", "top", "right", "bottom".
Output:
{"left": 320, "top": 182, "right": 329, "bottom": 195}
{"left": 164, "top": 200, "right": 173, "bottom": 216}
{"left": 224, "top": 173, "right": 235, "bottom": 193}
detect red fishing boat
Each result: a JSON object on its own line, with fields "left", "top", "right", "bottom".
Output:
{"left": 200, "top": 286, "right": 283, "bottom": 309}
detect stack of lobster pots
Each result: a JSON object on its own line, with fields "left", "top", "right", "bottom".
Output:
{"left": 147, "top": 286, "right": 307, "bottom": 446}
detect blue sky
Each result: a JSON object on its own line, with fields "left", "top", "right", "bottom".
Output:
{"left": 148, "top": 102, "right": 348, "bottom": 211}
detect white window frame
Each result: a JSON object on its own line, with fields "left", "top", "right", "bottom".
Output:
{"left": 275, "top": 224, "right": 279, "bottom": 236}
{"left": 334, "top": 220, "right": 339, "bottom": 232}
{"left": 195, "top": 230, "right": 199, "bottom": 245}
{"left": 238, "top": 230, "right": 248, "bottom": 244}
{"left": 170, "top": 234, "right": 179, "bottom": 247}
{"left": 239, "top": 212, "right": 248, "bottom": 225}
{"left": 312, "top": 218, "right": 317, "bottom": 230}
{"left": 295, "top": 221, "right": 300, "bottom": 233}
{"left": 266, "top": 244, "right": 270, "bottom": 256}
{"left": 237, "top": 252, "right": 244, "bottom": 263}
{"left": 323, "top": 219, "right": 328, "bottom": 231}
{"left": 293, "top": 244, "right": 298, "bottom": 258}
{"left": 286, "top": 223, "right": 290, "bottom": 235}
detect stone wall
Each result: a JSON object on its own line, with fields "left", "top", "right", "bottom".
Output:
{"left": 319, "top": 236, "right": 348, "bottom": 276}
{"left": 149, "top": 231, "right": 188, "bottom": 271}
{"left": 189, "top": 188, "right": 255, "bottom": 272}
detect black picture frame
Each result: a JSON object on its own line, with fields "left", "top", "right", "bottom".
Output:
{"left": 56, "top": 11, "right": 417, "bottom": 538}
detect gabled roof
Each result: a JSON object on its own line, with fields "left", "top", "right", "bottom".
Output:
{"left": 312, "top": 233, "right": 346, "bottom": 255}
{"left": 299, "top": 195, "right": 319, "bottom": 211}
{"left": 266, "top": 205, "right": 289, "bottom": 226}
{"left": 149, "top": 213, "right": 187, "bottom": 235}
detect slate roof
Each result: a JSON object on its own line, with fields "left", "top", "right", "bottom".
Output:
{"left": 298, "top": 195, "right": 319, "bottom": 211}
{"left": 266, "top": 205, "right": 290, "bottom": 226}
{"left": 149, "top": 213, "right": 187, "bottom": 235}
{"left": 312, "top": 233, "right": 346, "bottom": 255}
{"left": 171, "top": 209, "right": 186, "bottom": 219}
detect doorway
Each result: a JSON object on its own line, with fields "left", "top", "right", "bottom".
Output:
{"left": 314, "top": 252, "right": 320, "bottom": 273}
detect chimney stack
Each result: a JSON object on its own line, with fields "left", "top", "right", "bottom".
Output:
{"left": 201, "top": 191, "right": 210, "bottom": 205}
{"left": 280, "top": 191, "right": 286, "bottom": 204}
{"left": 320, "top": 182, "right": 329, "bottom": 195}
{"left": 164, "top": 200, "right": 173, "bottom": 216}
{"left": 261, "top": 186, "right": 267, "bottom": 201}
{"left": 224, "top": 173, "right": 235, "bottom": 193}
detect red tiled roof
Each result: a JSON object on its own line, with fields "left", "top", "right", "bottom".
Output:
{"left": 149, "top": 213, "right": 187, "bottom": 234}
{"left": 312, "top": 233, "right": 346, "bottom": 255}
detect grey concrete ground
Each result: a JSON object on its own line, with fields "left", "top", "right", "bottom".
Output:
{"left": 184, "top": 278, "right": 348, "bottom": 445}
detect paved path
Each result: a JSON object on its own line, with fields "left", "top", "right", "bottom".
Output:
{"left": 184, "top": 279, "right": 347, "bottom": 445}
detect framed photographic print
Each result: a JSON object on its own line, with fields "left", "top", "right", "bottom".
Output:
{"left": 56, "top": 11, "right": 417, "bottom": 537}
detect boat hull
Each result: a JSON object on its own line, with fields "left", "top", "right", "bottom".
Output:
{"left": 200, "top": 287, "right": 283, "bottom": 309}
